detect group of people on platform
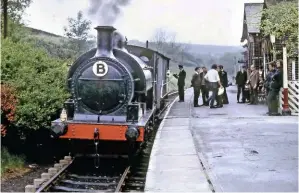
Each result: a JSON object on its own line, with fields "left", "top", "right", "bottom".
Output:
{"left": 235, "top": 60, "right": 283, "bottom": 116}
{"left": 173, "top": 60, "right": 283, "bottom": 115}
{"left": 173, "top": 64, "right": 229, "bottom": 109}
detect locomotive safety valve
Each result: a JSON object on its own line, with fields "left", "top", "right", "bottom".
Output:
{"left": 125, "top": 126, "right": 140, "bottom": 142}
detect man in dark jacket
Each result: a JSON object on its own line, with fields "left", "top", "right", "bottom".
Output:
{"left": 236, "top": 65, "right": 247, "bottom": 103}
{"left": 173, "top": 65, "right": 186, "bottom": 102}
{"left": 267, "top": 60, "right": 283, "bottom": 116}
{"left": 215, "top": 65, "right": 223, "bottom": 108}
{"left": 264, "top": 62, "right": 277, "bottom": 95}
{"left": 199, "top": 67, "right": 209, "bottom": 106}
{"left": 191, "top": 67, "right": 202, "bottom": 107}
{"left": 218, "top": 65, "right": 229, "bottom": 104}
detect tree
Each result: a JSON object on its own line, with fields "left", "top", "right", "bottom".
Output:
{"left": 63, "top": 11, "right": 93, "bottom": 56}
{"left": 1, "top": 0, "right": 32, "bottom": 38}
{"left": 260, "top": 1, "right": 298, "bottom": 56}
{"left": 151, "top": 27, "right": 188, "bottom": 63}
{"left": 151, "top": 28, "right": 169, "bottom": 52}
{"left": 1, "top": 0, "right": 31, "bottom": 41}
{"left": 1, "top": 0, "right": 31, "bottom": 22}
{"left": 151, "top": 28, "right": 182, "bottom": 54}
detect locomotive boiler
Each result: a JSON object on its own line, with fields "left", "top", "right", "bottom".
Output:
{"left": 50, "top": 26, "right": 171, "bottom": 156}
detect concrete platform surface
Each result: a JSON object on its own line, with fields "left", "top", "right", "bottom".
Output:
{"left": 145, "top": 89, "right": 212, "bottom": 192}
{"left": 191, "top": 86, "right": 298, "bottom": 192}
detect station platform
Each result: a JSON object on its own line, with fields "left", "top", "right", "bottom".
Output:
{"left": 144, "top": 88, "right": 212, "bottom": 192}
{"left": 145, "top": 86, "right": 298, "bottom": 192}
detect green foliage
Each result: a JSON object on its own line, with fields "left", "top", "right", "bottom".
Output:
{"left": 26, "top": 36, "right": 77, "bottom": 60}
{"left": 1, "top": 15, "right": 30, "bottom": 41}
{"left": 3, "top": 0, "right": 32, "bottom": 23}
{"left": 1, "top": 38, "right": 70, "bottom": 130}
{"left": 63, "top": 11, "right": 94, "bottom": 57}
{"left": 261, "top": 1, "right": 298, "bottom": 56}
{"left": 1, "top": 147, "right": 25, "bottom": 174}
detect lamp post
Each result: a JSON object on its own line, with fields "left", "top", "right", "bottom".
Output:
{"left": 270, "top": 34, "right": 276, "bottom": 61}
{"left": 281, "top": 39, "right": 291, "bottom": 115}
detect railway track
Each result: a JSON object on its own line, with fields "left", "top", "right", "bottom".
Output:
{"left": 25, "top": 92, "right": 179, "bottom": 192}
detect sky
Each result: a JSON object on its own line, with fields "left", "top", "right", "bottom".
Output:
{"left": 23, "top": 0, "right": 264, "bottom": 46}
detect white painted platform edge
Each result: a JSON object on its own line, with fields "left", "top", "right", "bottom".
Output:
{"left": 144, "top": 94, "right": 179, "bottom": 192}
{"left": 188, "top": 91, "right": 216, "bottom": 193}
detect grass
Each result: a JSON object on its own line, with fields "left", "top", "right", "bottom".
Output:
{"left": 1, "top": 147, "right": 29, "bottom": 180}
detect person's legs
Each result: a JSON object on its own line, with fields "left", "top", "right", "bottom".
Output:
{"left": 268, "top": 91, "right": 279, "bottom": 115}
{"left": 201, "top": 86, "right": 207, "bottom": 105}
{"left": 241, "top": 86, "right": 245, "bottom": 103}
{"left": 253, "top": 89, "right": 258, "bottom": 104}
{"left": 216, "top": 94, "right": 223, "bottom": 107}
{"left": 237, "top": 86, "right": 241, "bottom": 102}
{"left": 178, "top": 85, "right": 184, "bottom": 101}
{"left": 204, "top": 86, "right": 209, "bottom": 103}
{"left": 193, "top": 87, "right": 200, "bottom": 106}
{"left": 267, "top": 91, "right": 272, "bottom": 113}
{"left": 223, "top": 87, "right": 229, "bottom": 104}
{"left": 210, "top": 87, "right": 218, "bottom": 108}
{"left": 181, "top": 86, "right": 185, "bottom": 101}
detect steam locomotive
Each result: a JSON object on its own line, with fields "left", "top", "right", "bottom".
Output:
{"left": 50, "top": 26, "right": 171, "bottom": 157}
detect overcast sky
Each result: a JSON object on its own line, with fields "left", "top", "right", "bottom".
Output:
{"left": 23, "top": 0, "right": 264, "bottom": 46}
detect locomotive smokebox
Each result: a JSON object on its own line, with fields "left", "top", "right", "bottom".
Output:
{"left": 94, "top": 26, "right": 116, "bottom": 58}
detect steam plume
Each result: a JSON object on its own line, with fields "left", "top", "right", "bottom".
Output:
{"left": 87, "top": 0, "right": 131, "bottom": 25}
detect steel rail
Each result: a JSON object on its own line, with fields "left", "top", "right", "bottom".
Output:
{"left": 35, "top": 159, "right": 74, "bottom": 193}
{"left": 115, "top": 166, "right": 131, "bottom": 192}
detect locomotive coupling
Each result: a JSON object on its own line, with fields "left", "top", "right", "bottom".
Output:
{"left": 125, "top": 126, "right": 139, "bottom": 142}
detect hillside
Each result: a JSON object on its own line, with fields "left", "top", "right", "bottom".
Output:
{"left": 128, "top": 40, "right": 243, "bottom": 58}
{"left": 24, "top": 27, "right": 243, "bottom": 89}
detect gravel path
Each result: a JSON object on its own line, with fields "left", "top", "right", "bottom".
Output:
{"left": 1, "top": 164, "right": 51, "bottom": 192}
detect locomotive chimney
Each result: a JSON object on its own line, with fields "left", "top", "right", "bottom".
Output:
{"left": 146, "top": 40, "right": 149, "bottom": 48}
{"left": 94, "top": 26, "right": 116, "bottom": 58}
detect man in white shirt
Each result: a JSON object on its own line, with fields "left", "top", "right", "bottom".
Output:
{"left": 204, "top": 64, "right": 223, "bottom": 108}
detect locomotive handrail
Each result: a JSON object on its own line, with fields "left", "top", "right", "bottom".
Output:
{"left": 160, "top": 79, "right": 172, "bottom": 98}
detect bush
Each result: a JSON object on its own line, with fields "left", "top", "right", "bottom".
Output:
{"left": 1, "top": 83, "right": 18, "bottom": 137}
{"left": 1, "top": 38, "right": 70, "bottom": 130}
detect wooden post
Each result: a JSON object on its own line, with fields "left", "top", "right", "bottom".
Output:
{"left": 282, "top": 45, "right": 291, "bottom": 115}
